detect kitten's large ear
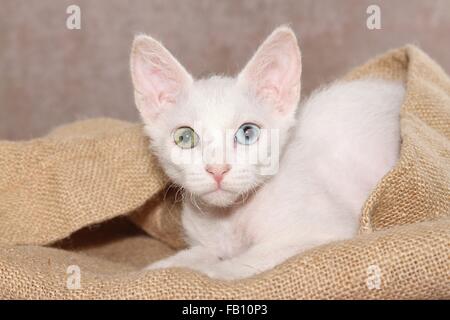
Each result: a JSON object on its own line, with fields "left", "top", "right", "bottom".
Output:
{"left": 130, "top": 35, "right": 193, "bottom": 119}
{"left": 238, "top": 26, "right": 301, "bottom": 116}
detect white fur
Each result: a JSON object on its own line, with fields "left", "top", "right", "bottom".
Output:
{"left": 130, "top": 27, "right": 405, "bottom": 280}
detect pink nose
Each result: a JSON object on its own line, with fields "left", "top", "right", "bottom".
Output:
{"left": 205, "top": 164, "right": 231, "bottom": 184}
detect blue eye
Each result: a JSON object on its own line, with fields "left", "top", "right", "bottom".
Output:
{"left": 235, "top": 123, "right": 260, "bottom": 145}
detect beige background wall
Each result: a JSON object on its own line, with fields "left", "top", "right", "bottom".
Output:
{"left": 1, "top": 0, "right": 449, "bottom": 140}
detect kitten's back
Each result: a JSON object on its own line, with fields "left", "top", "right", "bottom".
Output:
{"left": 292, "top": 79, "right": 405, "bottom": 216}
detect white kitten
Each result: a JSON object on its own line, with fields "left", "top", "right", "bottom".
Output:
{"left": 130, "top": 26, "right": 405, "bottom": 280}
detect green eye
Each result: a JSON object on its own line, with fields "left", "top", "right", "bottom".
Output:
{"left": 173, "top": 127, "right": 199, "bottom": 149}
{"left": 235, "top": 123, "right": 260, "bottom": 145}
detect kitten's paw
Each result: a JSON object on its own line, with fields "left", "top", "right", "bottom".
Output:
{"left": 144, "top": 258, "right": 179, "bottom": 270}
{"left": 202, "top": 268, "right": 233, "bottom": 280}
{"left": 143, "top": 247, "right": 225, "bottom": 274}
{"left": 197, "top": 264, "right": 255, "bottom": 280}
{"left": 145, "top": 258, "right": 217, "bottom": 273}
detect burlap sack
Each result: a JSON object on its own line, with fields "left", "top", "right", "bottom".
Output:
{"left": 0, "top": 46, "right": 449, "bottom": 299}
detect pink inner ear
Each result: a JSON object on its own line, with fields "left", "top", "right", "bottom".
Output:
{"left": 134, "top": 54, "right": 182, "bottom": 107}
{"left": 240, "top": 29, "right": 302, "bottom": 115}
{"left": 256, "top": 60, "right": 285, "bottom": 100}
{"left": 131, "top": 36, "right": 193, "bottom": 119}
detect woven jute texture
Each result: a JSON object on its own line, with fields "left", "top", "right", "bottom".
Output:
{"left": 0, "top": 46, "right": 449, "bottom": 299}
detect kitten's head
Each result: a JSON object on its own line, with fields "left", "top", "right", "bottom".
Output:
{"left": 130, "top": 26, "right": 302, "bottom": 207}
